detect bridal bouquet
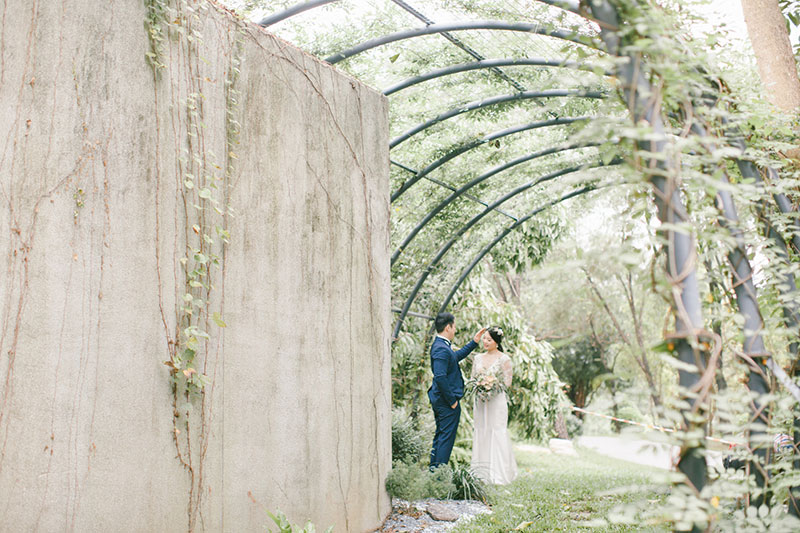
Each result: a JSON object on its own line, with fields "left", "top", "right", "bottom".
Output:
{"left": 466, "top": 365, "right": 508, "bottom": 402}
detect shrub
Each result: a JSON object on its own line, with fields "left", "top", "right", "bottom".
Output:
{"left": 385, "top": 462, "right": 456, "bottom": 501}
{"left": 450, "top": 464, "right": 489, "bottom": 503}
{"left": 385, "top": 460, "right": 429, "bottom": 500}
{"left": 425, "top": 464, "right": 455, "bottom": 499}
{"left": 565, "top": 411, "right": 584, "bottom": 437}
{"left": 392, "top": 416, "right": 426, "bottom": 465}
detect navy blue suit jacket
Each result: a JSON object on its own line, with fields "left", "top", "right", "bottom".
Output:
{"left": 428, "top": 336, "right": 478, "bottom": 407}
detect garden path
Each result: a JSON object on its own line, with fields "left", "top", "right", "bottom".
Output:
{"left": 575, "top": 435, "right": 724, "bottom": 470}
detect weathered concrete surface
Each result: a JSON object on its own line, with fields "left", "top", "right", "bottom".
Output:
{"left": 0, "top": 1, "right": 391, "bottom": 531}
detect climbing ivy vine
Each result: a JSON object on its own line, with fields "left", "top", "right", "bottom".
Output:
{"left": 143, "top": 0, "right": 243, "bottom": 527}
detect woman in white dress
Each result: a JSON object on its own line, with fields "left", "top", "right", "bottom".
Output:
{"left": 470, "top": 326, "right": 518, "bottom": 484}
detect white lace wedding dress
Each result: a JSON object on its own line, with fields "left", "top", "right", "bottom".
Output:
{"left": 470, "top": 352, "right": 518, "bottom": 485}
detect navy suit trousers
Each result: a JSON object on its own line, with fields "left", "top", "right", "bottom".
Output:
{"left": 430, "top": 399, "right": 461, "bottom": 468}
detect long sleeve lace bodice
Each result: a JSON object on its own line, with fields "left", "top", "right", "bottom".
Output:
{"left": 472, "top": 353, "right": 513, "bottom": 387}
{"left": 501, "top": 354, "right": 512, "bottom": 387}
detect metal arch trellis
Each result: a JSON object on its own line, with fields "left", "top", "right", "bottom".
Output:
{"left": 322, "top": 20, "right": 600, "bottom": 64}
{"left": 256, "top": 1, "right": 800, "bottom": 523}
{"left": 390, "top": 159, "right": 620, "bottom": 339}
{"left": 391, "top": 141, "right": 601, "bottom": 265}
{"left": 390, "top": 116, "right": 593, "bottom": 201}
{"left": 387, "top": 89, "right": 605, "bottom": 151}
{"left": 259, "top": 0, "right": 584, "bottom": 28}
{"left": 262, "top": 0, "right": 611, "bottom": 223}
{"left": 391, "top": 159, "right": 520, "bottom": 221}
{"left": 382, "top": 57, "right": 611, "bottom": 95}
{"left": 258, "top": 0, "right": 621, "bottom": 348}
{"left": 437, "top": 182, "right": 605, "bottom": 314}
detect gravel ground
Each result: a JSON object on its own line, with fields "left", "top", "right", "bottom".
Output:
{"left": 375, "top": 498, "right": 491, "bottom": 532}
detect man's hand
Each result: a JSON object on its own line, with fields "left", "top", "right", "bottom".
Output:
{"left": 451, "top": 401, "right": 458, "bottom": 409}
{"left": 473, "top": 327, "right": 488, "bottom": 344}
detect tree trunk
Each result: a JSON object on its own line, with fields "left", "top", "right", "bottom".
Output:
{"left": 740, "top": 0, "right": 800, "bottom": 110}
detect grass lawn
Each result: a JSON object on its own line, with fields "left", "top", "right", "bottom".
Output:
{"left": 452, "top": 444, "right": 670, "bottom": 532}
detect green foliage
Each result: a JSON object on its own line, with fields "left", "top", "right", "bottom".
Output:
{"left": 449, "top": 464, "right": 489, "bottom": 503}
{"left": 780, "top": 0, "right": 800, "bottom": 43}
{"left": 551, "top": 336, "right": 611, "bottom": 409}
{"left": 144, "top": 0, "right": 168, "bottom": 74}
{"left": 490, "top": 216, "right": 565, "bottom": 275}
{"left": 564, "top": 411, "right": 584, "bottom": 438}
{"left": 385, "top": 461, "right": 427, "bottom": 501}
{"left": 385, "top": 462, "right": 455, "bottom": 501}
{"left": 392, "top": 415, "right": 427, "bottom": 464}
{"left": 427, "top": 464, "right": 458, "bottom": 499}
{"left": 266, "top": 510, "right": 333, "bottom": 533}
{"left": 150, "top": 1, "right": 240, "bottom": 407}
{"left": 143, "top": 7, "right": 242, "bottom": 523}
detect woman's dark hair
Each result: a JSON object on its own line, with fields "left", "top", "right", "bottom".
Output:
{"left": 435, "top": 312, "right": 455, "bottom": 333}
{"left": 487, "top": 326, "right": 504, "bottom": 352}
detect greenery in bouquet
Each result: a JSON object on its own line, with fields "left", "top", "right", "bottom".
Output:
{"left": 466, "top": 364, "right": 508, "bottom": 403}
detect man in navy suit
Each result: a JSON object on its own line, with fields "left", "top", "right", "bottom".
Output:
{"left": 428, "top": 312, "right": 486, "bottom": 469}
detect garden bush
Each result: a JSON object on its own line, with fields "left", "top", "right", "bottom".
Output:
{"left": 449, "top": 464, "right": 488, "bottom": 503}
{"left": 391, "top": 416, "right": 426, "bottom": 464}
{"left": 384, "top": 462, "right": 464, "bottom": 501}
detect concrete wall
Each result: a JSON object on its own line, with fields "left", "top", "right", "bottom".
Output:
{"left": 0, "top": 1, "right": 391, "bottom": 531}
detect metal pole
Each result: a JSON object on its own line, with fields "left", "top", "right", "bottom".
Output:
{"left": 325, "top": 20, "right": 597, "bottom": 64}
{"left": 258, "top": 0, "right": 339, "bottom": 27}
{"left": 588, "top": 0, "right": 709, "bottom": 512}
{"left": 691, "top": 124, "right": 771, "bottom": 504}
{"left": 391, "top": 160, "right": 518, "bottom": 221}
{"left": 389, "top": 90, "right": 604, "bottom": 150}
{"left": 382, "top": 58, "right": 609, "bottom": 96}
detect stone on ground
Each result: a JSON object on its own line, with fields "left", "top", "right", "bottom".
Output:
{"left": 549, "top": 438, "right": 579, "bottom": 456}
{"left": 427, "top": 503, "right": 459, "bottom": 521}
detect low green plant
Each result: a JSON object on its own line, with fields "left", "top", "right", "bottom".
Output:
{"left": 385, "top": 462, "right": 456, "bottom": 500}
{"left": 449, "top": 464, "right": 489, "bottom": 503}
{"left": 385, "top": 460, "right": 429, "bottom": 500}
{"left": 565, "top": 411, "right": 584, "bottom": 438}
{"left": 426, "top": 464, "right": 456, "bottom": 499}
{"left": 392, "top": 416, "right": 426, "bottom": 464}
{"left": 267, "top": 510, "right": 332, "bottom": 533}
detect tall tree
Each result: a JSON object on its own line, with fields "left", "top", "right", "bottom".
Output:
{"left": 741, "top": 0, "right": 800, "bottom": 110}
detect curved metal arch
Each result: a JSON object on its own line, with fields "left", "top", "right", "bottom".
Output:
{"left": 391, "top": 116, "right": 590, "bottom": 202}
{"left": 258, "top": 0, "right": 338, "bottom": 27}
{"left": 324, "top": 21, "right": 598, "bottom": 65}
{"left": 383, "top": 58, "right": 610, "bottom": 96}
{"left": 392, "top": 142, "right": 600, "bottom": 265}
{"left": 391, "top": 161, "right": 621, "bottom": 339}
{"left": 389, "top": 89, "right": 604, "bottom": 150}
{"left": 260, "top": 0, "right": 582, "bottom": 29}
{"left": 436, "top": 184, "right": 607, "bottom": 317}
